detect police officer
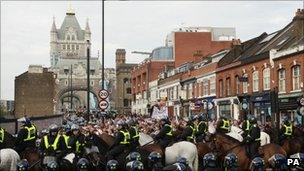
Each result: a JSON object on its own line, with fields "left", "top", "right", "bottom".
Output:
{"left": 128, "top": 119, "right": 140, "bottom": 152}
{"left": 279, "top": 116, "right": 293, "bottom": 144}
{"left": 15, "top": 117, "right": 37, "bottom": 153}
{"left": 0, "top": 126, "right": 12, "bottom": 150}
{"left": 154, "top": 118, "right": 173, "bottom": 150}
{"left": 178, "top": 116, "right": 197, "bottom": 143}
{"left": 216, "top": 116, "right": 231, "bottom": 134}
{"left": 244, "top": 116, "right": 260, "bottom": 159}
{"left": 70, "top": 124, "right": 86, "bottom": 158}
{"left": 40, "top": 124, "right": 64, "bottom": 158}
{"left": 60, "top": 125, "right": 72, "bottom": 155}
{"left": 242, "top": 115, "right": 253, "bottom": 139}
{"left": 107, "top": 121, "right": 130, "bottom": 160}
{"left": 148, "top": 151, "right": 163, "bottom": 171}
{"left": 196, "top": 114, "right": 208, "bottom": 143}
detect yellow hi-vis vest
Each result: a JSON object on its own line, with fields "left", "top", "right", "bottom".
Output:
{"left": 245, "top": 120, "right": 250, "bottom": 131}
{"left": 24, "top": 125, "right": 36, "bottom": 141}
{"left": 63, "top": 134, "right": 71, "bottom": 149}
{"left": 132, "top": 126, "right": 140, "bottom": 139}
{"left": 197, "top": 121, "right": 207, "bottom": 133}
{"left": 165, "top": 124, "right": 173, "bottom": 136}
{"left": 187, "top": 125, "right": 196, "bottom": 141}
{"left": 120, "top": 130, "right": 130, "bottom": 145}
{"left": 0, "top": 128, "right": 4, "bottom": 143}
{"left": 76, "top": 141, "right": 85, "bottom": 153}
{"left": 283, "top": 124, "right": 292, "bottom": 136}
{"left": 44, "top": 135, "right": 60, "bottom": 151}
{"left": 221, "top": 119, "right": 230, "bottom": 130}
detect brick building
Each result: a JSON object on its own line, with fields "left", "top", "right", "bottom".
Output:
{"left": 215, "top": 9, "right": 304, "bottom": 124}
{"left": 15, "top": 65, "right": 57, "bottom": 117}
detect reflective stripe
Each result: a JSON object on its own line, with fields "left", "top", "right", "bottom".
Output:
{"left": 24, "top": 125, "right": 36, "bottom": 141}
{"left": 220, "top": 120, "right": 230, "bottom": 130}
{"left": 0, "top": 128, "right": 4, "bottom": 143}
{"left": 165, "top": 124, "right": 172, "bottom": 136}
{"left": 63, "top": 134, "right": 71, "bottom": 149}
{"left": 120, "top": 131, "right": 130, "bottom": 144}
{"left": 187, "top": 125, "right": 196, "bottom": 141}
{"left": 76, "top": 141, "right": 84, "bottom": 153}
{"left": 44, "top": 134, "right": 60, "bottom": 151}
{"left": 197, "top": 121, "right": 207, "bottom": 133}
{"left": 283, "top": 125, "right": 292, "bottom": 136}
{"left": 132, "top": 126, "right": 140, "bottom": 139}
{"left": 255, "top": 138, "right": 261, "bottom": 141}
{"left": 245, "top": 120, "right": 250, "bottom": 131}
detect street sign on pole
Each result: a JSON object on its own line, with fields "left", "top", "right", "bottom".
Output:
{"left": 99, "top": 89, "right": 109, "bottom": 99}
{"left": 299, "top": 97, "right": 304, "bottom": 106}
{"left": 99, "top": 100, "right": 109, "bottom": 110}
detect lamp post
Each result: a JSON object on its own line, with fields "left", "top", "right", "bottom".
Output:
{"left": 87, "top": 40, "right": 91, "bottom": 117}
{"left": 202, "top": 99, "right": 210, "bottom": 127}
{"left": 70, "top": 64, "right": 73, "bottom": 111}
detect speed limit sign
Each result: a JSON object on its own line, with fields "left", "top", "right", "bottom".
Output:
{"left": 99, "top": 89, "right": 109, "bottom": 99}
{"left": 99, "top": 100, "right": 109, "bottom": 110}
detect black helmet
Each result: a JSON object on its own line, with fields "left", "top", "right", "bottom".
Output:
{"left": 77, "top": 158, "right": 89, "bottom": 171}
{"left": 249, "top": 116, "right": 257, "bottom": 124}
{"left": 127, "top": 152, "right": 141, "bottom": 162}
{"left": 130, "top": 160, "right": 144, "bottom": 171}
{"left": 46, "top": 161, "right": 59, "bottom": 171}
{"left": 198, "top": 114, "right": 207, "bottom": 122}
{"left": 148, "top": 151, "right": 162, "bottom": 165}
{"left": 106, "top": 160, "right": 119, "bottom": 171}
{"left": 268, "top": 154, "right": 288, "bottom": 170}
{"left": 203, "top": 153, "right": 217, "bottom": 168}
{"left": 224, "top": 153, "right": 238, "bottom": 168}
{"left": 17, "top": 159, "right": 29, "bottom": 171}
{"left": 177, "top": 156, "right": 188, "bottom": 166}
{"left": 174, "top": 163, "right": 186, "bottom": 171}
{"left": 250, "top": 157, "right": 265, "bottom": 171}
{"left": 49, "top": 124, "right": 59, "bottom": 133}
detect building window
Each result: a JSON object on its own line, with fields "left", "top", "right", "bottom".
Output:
{"left": 76, "top": 45, "right": 79, "bottom": 50}
{"left": 123, "top": 99, "right": 129, "bottom": 107}
{"left": 67, "top": 35, "right": 70, "bottom": 40}
{"left": 210, "top": 76, "right": 215, "bottom": 95}
{"left": 253, "top": 71, "right": 259, "bottom": 92}
{"left": 71, "top": 44, "right": 75, "bottom": 50}
{"left": 188, "top": 83, "right": 193, "bottom": 99}
{"left": 62, "top": 44, "right": 66, "bottom": 50}
{"left": 67, "top": 44, "right": 70, "bottom": 50}
{"left": 203, "top": 79, "right": 209, "bottom": 96}
{"left": 126, "top": 88, "right": 131, "bottom": 94}
{"left": 263, "top": 68, "right": 270, "bottom": 90}
{"left": 65, "top": 80, "right": 68, "bottom": 86}
{"left": 243, "top": 74, "right": 248, "bottom": 93}
{"left": 235, "top": 75, "right": 240, "bottom": 95}
{"left": 219, "top": 79, "right": 223, "bottom": 97}
{"left": 72, "top": 35, "right": 75, "bottom": 40}
{"left": 278, "top": 69, "right": 286, "bottom": 93}
{"left": 90, "top": 80, "right": 94, "bottom": 86}
{"left": 293, "top": 65, "right": 301, "bottom": 91}
{"left": 226, "top": 77, "right": 231, "bottom": 96}
{"left": 169, "top": 88, "right": 174, "bottom": 100}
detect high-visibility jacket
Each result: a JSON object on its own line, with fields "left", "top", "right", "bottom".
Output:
{"left": 283, "top": 124, "right": 292, "bottom": 136}
{"left": 187, "top": 125, "right": 196, "bottom": 141}
{"left": 63, "top": 134, "right": 71, "bottom": 149}
{"left": 44, "top": 134, "right": 60, "bottom": 151}
{"left": 132, "top": 126, "right": 140, "bottom": 139}
{"left": 245, "top": 120, "right": 251, "bottom": 131}
{"left": 220, "top": 119, "right": 230, "bottom": 130}
{"left": 120, "top": 130, "right": 130, "bottom": 145}
{"left": 197, "top": 121, "right": 207, "bottom": 133}
{"left": 24, "top": 124, "right": 36, "bottom": 141}
{"left": 76, "top": 140, "right": 85, "bottom": 153}
{"left": 165, "top": 124, "right": 173, "bottom": 136}
{"left": 0, "top": 128, "right": 4, "bottom": 143}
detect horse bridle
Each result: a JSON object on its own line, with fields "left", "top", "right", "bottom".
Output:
{"left": 208, "top": 135, "right": 244, "bottom": 157}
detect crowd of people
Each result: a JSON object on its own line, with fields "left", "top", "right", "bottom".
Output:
{"left": 0, "top": 108, "right": 302, "bottom": 171}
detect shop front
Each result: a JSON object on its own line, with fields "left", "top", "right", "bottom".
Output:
{"left": 279, "top": 92, "right": 303, "bottom": 125}
{"left": 251, "top": 92, "right": 271, "bottom": 124}
{"left": 214, "top": 96, "right": 239, "bottom": 120}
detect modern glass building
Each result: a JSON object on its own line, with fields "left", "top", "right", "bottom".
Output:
{"left": 150, "top": 46, "right": 173, "bottom": 61}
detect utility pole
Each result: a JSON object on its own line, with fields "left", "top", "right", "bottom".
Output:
{"left": 102, "top": 0, "right": 105, "bottom": 90}
{"left": 87, "top": 40, "right": 90, "bottom": 117}
{"left": 70, "top": 64, "right": 73, "bottom": 111}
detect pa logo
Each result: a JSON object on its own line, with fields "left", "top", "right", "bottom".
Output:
{"left": 287, "top": 158, "right": 300, "bottom": 166}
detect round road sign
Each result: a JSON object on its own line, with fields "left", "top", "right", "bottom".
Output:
{"left": 242, "top": 102, "right": 248, "bottom": 110}
{"left": 99, "top": 100, "right": 109, "bottom": 110}
{"left": 300, "top": 97, "right": 304, "bottom": 106}
{"left": 99, "top": 89, "right": 109, "bottom": 99}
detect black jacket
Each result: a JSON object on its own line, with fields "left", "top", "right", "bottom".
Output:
{"left": 154, "top": 124, "right": 172, "bottom": 140}
{"left": 247, "top": 124, "right": 260, "bottom": 142}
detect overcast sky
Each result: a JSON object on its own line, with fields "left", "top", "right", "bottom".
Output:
{"left": 1, "top": 1, "right": 303, "bottom": 100}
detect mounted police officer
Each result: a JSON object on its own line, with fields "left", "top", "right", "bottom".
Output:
{"left": 70, "top": 124, "right": 86, "bottom": 158}
{"left": 279, "top": 116, "right": 293, "bottom": 144}
{"left": 60, "top": 125, "right": 72, "bottom": 156}
{"left": 178, "top": 115, "right": 197, "bottom": 143}
{"left": 244, "top": 116, "right": 260, "bottom": 159}
{"left": 128, "top": 119, "right": 140, "bottom": 152}
{"left": 40, "top": 124, "right": 64, "bottom": 159}
{"left": 242, "top": 115, "right": 253, "bottom": 138}
{"left": 196, "top": 114, "right": 208, "bottom": 143}
{"left": 0, "top": 126, "right": 11, "bottom": 150}
{"left": 153, "top": 118, "right": 173, "bottom": 149}
{"left": 217, "top": 115, "right": 231, "bottom": 134}
{"left": 15, "top": 117, "right": 37, "bottom": 153}
{"left": 107, "top": 121, "right": 130, "bottom": 160}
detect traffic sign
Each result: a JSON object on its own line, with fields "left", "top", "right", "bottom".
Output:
{"left": 99, "top": 100, "right": 109, "bottom": 110}
{"left": 99, "top": 89, "right": 109, "bottom": 99}
{"left": 208, "top": 102, "right": 214, "bottom": 110}
{"left": 299, "top": 97, "right": 304, "bottom": 106}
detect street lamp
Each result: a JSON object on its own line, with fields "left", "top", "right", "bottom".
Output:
{"left": 70, "top": 64, "right": 73, "bottom": 111}
{"left": 202, "top": 99, "right": 213, "bottom": 127}
{"left": 87, "top": 40, "right": 91, "bottom": 117}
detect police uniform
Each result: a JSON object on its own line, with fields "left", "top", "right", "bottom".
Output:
{"left": 279, "top": 122, "right": 293, "bottom": 143}
{"left": 217, "top": 118, "right": 231, "bottom": 134}
{"left": 129, "top": 125, "right": 140, "bottom": 152}
{"left": 178, "top": 122, "right": 196, "bottom": 143}
{"left": 196, "top": 121, "right": 207, "bottom": 142}
{"left": 154, "top": 123, "right": 173, "bottom": 149}
{"left": 15, "top": 123, "right": 37, "bottom": 153}
{"left": 61, "top": 132, "right": 72, "bottom": 155}
{"left": 245, "top": 124, "right": 260, "bottom": 159}
{"left": 242, "top": 120, "right": 251, "bottom": 138}
{"left": 107, "top": 128, "right": 130, "bottom": 160}
{"left": 40, "top": 133, "right": 65, "bottom": 157}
